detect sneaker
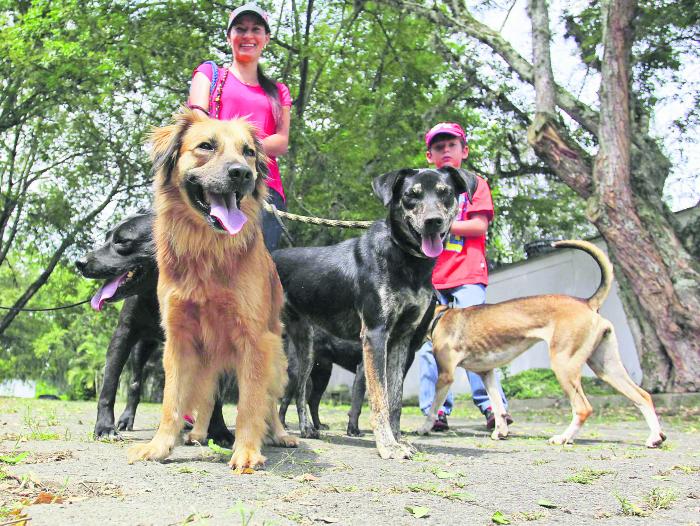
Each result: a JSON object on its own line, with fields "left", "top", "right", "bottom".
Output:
{"left": 485, "top": 407, "right": 514, "bottom": 430}
{"left": 431, "top": 410, "right": 449, "bottom": 432}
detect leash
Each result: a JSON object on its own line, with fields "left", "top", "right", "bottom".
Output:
{"left": 0, "top": 299, "right": 91, "bottom": 312}
{"left": 262, "top": 202, "right": 374, "bottom": 230}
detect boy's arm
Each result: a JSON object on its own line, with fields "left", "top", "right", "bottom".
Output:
{"left": 449, "top": 213, "right": 489, "bottom": 237}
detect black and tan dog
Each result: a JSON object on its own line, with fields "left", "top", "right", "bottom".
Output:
{"left": 273, "top": 167, "right": 475, "bottom": 459}
{"left": 418, "top": 240, "right": 666, "bottom": 449}
{"left": 127, "top": 110, "right": 296, "bottom": 469}
{"left": 75, "top": 212, "right": 233, "bottom": 446}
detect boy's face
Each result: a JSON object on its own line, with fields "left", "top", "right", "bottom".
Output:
{"left": 426, "top": 136, "right": 469, "bottom": 169}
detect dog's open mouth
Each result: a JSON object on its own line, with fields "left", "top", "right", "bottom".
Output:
{"left": 408, "top": 223, "right": 446, "bottom": 258}
{"left": 91, "top": 270, "right": 138, "bottom": 311}
{"left": 185, "top": 178, "right": 247, "bottom": 235}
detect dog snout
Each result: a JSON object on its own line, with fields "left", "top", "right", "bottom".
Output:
{"left": 227, "top": 164, "right": 253, "bottom": 186}
{"left": 75, "top": 258, "right": 87, "bottom": 273}
{"left": 423, "top": 216, "right": 445, "bottom": 233}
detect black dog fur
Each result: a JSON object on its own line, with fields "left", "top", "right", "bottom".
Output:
{"left": 75, "top": 212, "right": 233, "bottom": 446}
{"left": 273, "top": 167, "right": 474, "bottom": 459}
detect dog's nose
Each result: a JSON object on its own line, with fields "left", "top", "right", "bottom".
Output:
{"left": 75, "top": 259, "right": 87, "bottom": 272}
{"left": 227, "top": 164, "right": 253, "bottom": 185}
{"left": 424, "top": 217, "right": 444, "bottom": 232}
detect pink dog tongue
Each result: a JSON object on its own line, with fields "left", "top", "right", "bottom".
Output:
{"left": 91, "top": 273, "right": 128, "bottom": 311}
{"left": 208, "top": 193, "right": 247, "bottom": 235}
{"left": 421, "top": 234, "right": 444, "bottom": 258}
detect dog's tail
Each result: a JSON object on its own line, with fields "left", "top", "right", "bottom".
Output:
{"left": 553, "top": 240, "right": 613, "bottom": 312}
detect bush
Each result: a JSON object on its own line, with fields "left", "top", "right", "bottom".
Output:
{"left": 502, "top": 368, "right": 615, "bottom": 399}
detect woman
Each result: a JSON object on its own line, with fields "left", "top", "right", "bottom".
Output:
{"left": 188, "top": 3, "right": 291, "bottom": 251}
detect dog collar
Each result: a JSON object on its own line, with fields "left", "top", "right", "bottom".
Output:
{"left": 427, "top": 305, "right": 451, "bottom": 342}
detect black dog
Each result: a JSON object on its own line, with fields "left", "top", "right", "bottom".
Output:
{"left": 279, "top": 330, "right": 366, "bottom": 436}
{"left": 273, "top": 167, "right": 473, "bottom": 459}
{"left": 75, "top": 212, "right": 233, "bottom": 446}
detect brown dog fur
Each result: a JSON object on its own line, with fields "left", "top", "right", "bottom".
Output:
{"left": 127, "top": 110, "right": 297, "bottom": 469}
{"left": 418, "top": 240, "right": 665, "bottom": 449}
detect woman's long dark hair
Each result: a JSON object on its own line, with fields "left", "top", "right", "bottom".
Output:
{"left": 257, "top": 64, "right": 281, "bottom": 126}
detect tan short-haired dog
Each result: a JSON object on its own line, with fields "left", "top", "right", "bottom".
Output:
{"left": 418, "top": 240, "right": 666, "bottom": 449}
{"left": 127, "top": 110, "right": 297, "bottom": 469}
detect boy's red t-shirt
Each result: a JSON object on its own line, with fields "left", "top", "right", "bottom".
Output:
{"left": 432, "top": 176, "right": 494, "bottom": 289}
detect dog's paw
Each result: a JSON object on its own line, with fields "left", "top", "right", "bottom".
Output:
{"left": 127, "top": 441, "right": 172, "bottom": 464}
{"left": 116, "top": 413, "right": 135, "bottom": 432}
{"left": 490, "top": 429, "right": 508, "bottom": 440}
{"left": 183, "top": 431, "right": 207, "bottom": 446}
{"left": 229, "top": 447, "right": 266, "bottom": 470}
{"left": 269, "top": 433, "right": 299, "bottom": 448}
{"left": 299, "top": 425, "right": 320, "bottom": 439}
{"left": 94, "top": 421, "right": 122, "bottom": 441}
{"left": 207, "top": 428, "right": 235, "bottom": 449}
{"left": 346, "top": 424, "right": 363, "bottom": 437}
{"left": 316, "top": 423, "right": 329, "bottom": 431}
{"left": 376, "top": 441, "right": 413, "bottom": 460}
{"left": 646, "top": 431, "right": 667, "bottom": 448}
{"left": 548, "top": 434, "right": 573, "bottom": 446}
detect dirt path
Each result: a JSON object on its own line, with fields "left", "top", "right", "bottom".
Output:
{"left": 1, "top": 397, "right": 698, "bottom": 525}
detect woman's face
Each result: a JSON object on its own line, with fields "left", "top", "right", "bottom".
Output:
{"left": 228, "top": 14, "right": 270, "bottom": 64}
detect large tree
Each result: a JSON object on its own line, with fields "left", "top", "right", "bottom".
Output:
{"left": 392, "top": 0, "right": 699, "bottom": 391}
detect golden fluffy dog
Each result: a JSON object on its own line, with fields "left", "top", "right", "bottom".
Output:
{"left": 419, "top": 240, "right": 665, "bottom": 449}
{"left": 127, "top": 110, "right": 297, "bottom": 469}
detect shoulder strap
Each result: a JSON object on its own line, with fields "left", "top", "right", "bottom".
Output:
{"left": 202, "top": 61, "right": 219, "bottom": 95}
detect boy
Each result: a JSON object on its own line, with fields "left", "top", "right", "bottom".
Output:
{"left": 418, "top": 122, "right": 512, "bottom": 431}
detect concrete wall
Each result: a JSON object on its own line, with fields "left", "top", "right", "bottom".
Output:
{"left": 325, "top": 238, "right": 642, "bottom": 398}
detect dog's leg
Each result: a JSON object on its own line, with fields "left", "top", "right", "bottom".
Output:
{"left": 279, "top": 339, "right": 298, "bottom": 429}
{"left": 264, "top": 343, "right": 299, "bottom": 449}
{"left": 386, "top": 343, "right": 413, "bottom": 448}
{"left": 548, "top": 353, "right": 593, "bottom": 446}
{"left": 347, "top": 362, "right": 365, "bottom": 436}
{"left": 183, "top": 368, "right": 220, "bottom": 446}
{"left": 229, "top": 332, "right": 283, "bottom": 469}
{"left": 417, "top": 364, "right": 454, "bottom": 435}
{"left": 127, "top": 341, "right": 201, "bottom": 463}
{"left": 117, "top": 338, "right": 158, "bottom": 432}
{"left": 310, "top": 360, "right": 332, "bottom": 430}
{"left": 206, "top": 390, "right": 235, "bottom": 448}
{"left": 481, "top": 370, "right": 509, "bottom": 440}
{"left": 586, "top": 326, "right": 666, "bottom": 448}
{"left": 96, "top": 297, "right": 141, "bottom": 440}
{"left": 362, "top": 324, "right": 412, "bottom": 460}
{"left": 289, "top": 321, "right": 318, "bottom": 439}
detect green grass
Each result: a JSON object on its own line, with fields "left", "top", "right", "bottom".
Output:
{"left": 501, "top": 368, "right": 615, "bottom": 399}
{"left": 565, "top": 468, "right": 614, "bottom": 484}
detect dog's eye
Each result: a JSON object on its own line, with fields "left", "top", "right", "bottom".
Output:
{"left": 197, "top": 142, "right": 214, "bottom": 151}
{"left": 407, "top": 188, "right": 422, "bottom": 198}
{"left": 243, "top": 145, "right": 255, "bottom": 157}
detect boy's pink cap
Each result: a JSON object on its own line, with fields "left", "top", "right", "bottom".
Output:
{"left": 425, "top": 122, "right": 466, "bottom": 147}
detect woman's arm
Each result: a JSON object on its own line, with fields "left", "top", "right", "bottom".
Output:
{"left": 261, "top": 105, "right": 290, "bottom": 157}
{"left": 450, "top": 212, "right": 489, "bottom": 237}
{"left": 188, "top": 72, "right": 212, "bottom": 116}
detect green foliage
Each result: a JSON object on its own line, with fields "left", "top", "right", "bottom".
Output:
{"left": 501, "top": 368, "right": 615, "bottom": 399}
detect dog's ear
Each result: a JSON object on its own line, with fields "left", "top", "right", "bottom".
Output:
{"left": 440, "top": 166, "right": 478, "bottom": 204}
{"left": 372, "top": 168, "right": 419, "bottom": 207}
{"left": 149, "top": 109, "right": 199, "bottom": 185}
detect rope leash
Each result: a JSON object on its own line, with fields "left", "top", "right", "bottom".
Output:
{"left": 263, "top": 202, "right": 374, "bottom": 229}
{"left": 0, "top": 299, "right": 91, "bottom": 312}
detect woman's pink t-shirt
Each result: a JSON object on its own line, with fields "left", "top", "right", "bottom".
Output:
{"left": 193, "top": 62, "right": 292, "bottom": 200}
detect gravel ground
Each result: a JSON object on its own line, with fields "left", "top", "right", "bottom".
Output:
{"left": 0, "top": 396, "right": 698, "bottom": 526}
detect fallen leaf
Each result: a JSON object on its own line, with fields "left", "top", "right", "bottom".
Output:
{"left": 295, "top": 473, "right": 319, "bottom": 482}
{"left": 33, "top": 491, "right": 64, "bottom": 504}
{"left": 434, "top": 470, "right": 457, "bottom": 479}
{"left": 0, "top": 451, "right": 29, "bottom": 465}
{"left": 537, "top": 499, "right": 557, "bottom": 508}
{"left": 207, "top": 439, "right": 233, "bottom": 456}
{"left": 405, "top": 506, "right": 430, "bottom": 518}
{"left": 492, "top": 511, "right": 510, "bottom": 524}
{"left": 232, "top": 467, "right": 255, "bottom": 475}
